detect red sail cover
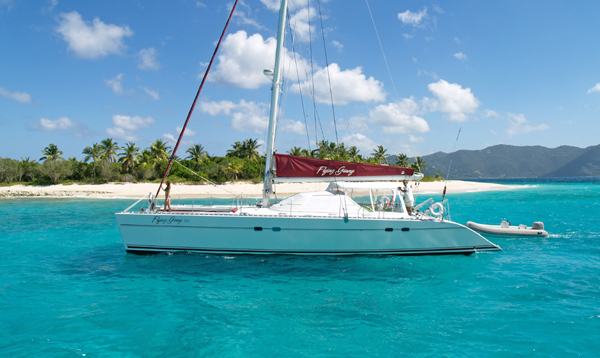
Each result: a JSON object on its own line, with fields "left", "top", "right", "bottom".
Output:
{"left": 274, "top": 154, "right": 414, "bottom": 178}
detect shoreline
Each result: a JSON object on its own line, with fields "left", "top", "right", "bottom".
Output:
{"left": 0, "top": 180, "right": 517, "bottom": 199}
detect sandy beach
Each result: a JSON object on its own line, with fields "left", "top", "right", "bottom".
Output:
{"left": 0, "top": 180, "right": 514, "bottom": 199}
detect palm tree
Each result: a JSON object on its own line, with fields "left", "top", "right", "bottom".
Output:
{"left": 287, "top": 146, "right": 303, "bottom": 156}
{"left": 227, "top": 138, "right": 262, "bottom": 162}
{"left": 40, "top": 143, "right": 64, "bottom": 162}
{"left": 119, "top": 142, "right": 140, "bottom": 172}
{"left": 370, "top": 145, "right": 388, "bottom": 165}
{"left": 348, "top": 146, "right": 362, "bottom": 163}
{"left": 186, "top": 144, "right": 208, "bottom": 163}
{"left": 137, "top": 149, "right": 153, "bottom": 166}
{"left": 100, "top": 138, "right": 119, "bottom": 162}
{"left": 226, "top": 141, "right": 243, "bottom": 158}
{"left": 149, "top": 139, "right": 172, "bottom": 163}
{"left": 395, "top": 153, "right": 410, "bottom": 167}
{"left": 224, "top": 161, "right": 243, "bottom": 180}
{"left": 412, "top": 156, "right": 428, "bottom": 172}
{"left": 82, "top": 143, "right": 103, "bottom": 179}
{"left": 242, "top": 138, "right": 262, "bottom": 162}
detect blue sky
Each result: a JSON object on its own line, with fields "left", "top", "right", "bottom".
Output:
{"left": 1, "top": 0, "right": 600, "bottom": 161}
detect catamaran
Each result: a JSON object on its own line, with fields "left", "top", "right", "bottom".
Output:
{"left": 115, "top": 0, "right": 501, "bottom": 255}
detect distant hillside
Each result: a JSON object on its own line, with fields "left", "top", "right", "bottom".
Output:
{"left": 389, "top": 144, "right": 600, "bottom": 179}
{"left": 544, "top": 144, "right": 600, "bottom": 177}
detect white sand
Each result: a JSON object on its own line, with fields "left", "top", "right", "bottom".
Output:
{"left": 0, "top": 180, "right": 514, "bottom": 199}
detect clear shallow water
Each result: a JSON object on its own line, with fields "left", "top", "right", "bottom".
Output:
{"left": 1, "top": 182, "right": 600, "bottom": 357}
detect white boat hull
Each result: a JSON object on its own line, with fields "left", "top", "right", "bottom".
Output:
{"left": 466, "top": 221, "right": 549, "bottom": 237}
{"left": 116, "top": 211, "right": 500, "bottom": 255}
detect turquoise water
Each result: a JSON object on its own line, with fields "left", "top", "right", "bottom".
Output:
{"left": 1, "top": 182, "right": 600, "bottom": 357}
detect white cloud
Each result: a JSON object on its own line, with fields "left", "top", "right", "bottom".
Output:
{"left": 409, "top": 135, "right": 425, "bottom": 143}
{"left": 138, "top": 48, "right": 160, "bottom": 70}
{"left": 367, "top": 98, "right": 430, "bottom": 134}
{"left": 42, "top": 0, "right": 57, "bottom": 13}
{"left": 295, "top": 63, "right": 386, "bottom": 105}
{"left": 32, "top": 117, "right": 75, "bottom": 131}
{"left": 341, "top": 133, "right": 377, "bottom": 154}
{"left": 106, "top": 114, "right": 155, "bottom": 141}
{"left": 587, "top": 83, "right": 600, "bottom": 94}
{"left": 331, "top": 40, "right": 343, "bottom": 51}
{"left": 196, "top": 2, "right": 206, "bottom": 8}
{"left": 140, "top": 86, "right": 160, "bottom": 100}
{"left": 104, "top": 73, "right": 134, "bottom": 95}
{"left": 433, "top": 4, "right": 445, "bottom": 14}
{"left": 454, "top": 52, "right": 467, "bottom": 60}
{"left": 412, "top": 57, "right": 418, "bottom": 63}
{"left": 402, "top": 33, "right": 414, "bottom": 40}
{"left": 417, "top": 70, "right": 439, "bottom": 80}
{"left": 454, "top": 37, "right": 461, "bottom": 44}
{"left": 29, "top": 116, "right": 93, "bottom": 137}
{"left": 288, "top": 6, "right": 316, "bottom": 42}
{"left": 55, "top": 11, "right": 133, "bottom": 59}
{"left": 208, "top": 31, "right": 278, "bottom": 89}
{"left": 398, "top": 7, "right": 427, "bottom": 27}
{"left": 0, "top": 86, "right": 33, "bottom": 103}
{"left": 482, "top": 109, "right": 499, "bottom": 117}
{"left": 260, "top": 0, "right": 280, "bottom": 11}
{"left": 200, "top": 99, "right": 305, "bottom": 135}
{"left": 176, "top": 125, "right": 197, "bottom": 137}
{"left": 427, "top": 79, "right": 480, "bottom": 122}
{"left": 506, "top": 113, "right": 550, "bottom": 137}
{"left": 279, "top": 119, "right": 306, "bottom": 135}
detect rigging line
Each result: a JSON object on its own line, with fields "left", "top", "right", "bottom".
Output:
{"left": 155, "top": 0, "right": 239, "bottom": 200}
{"left": 442, "top": 127, "right": 462, "bottom": 201}
{"left": 287, "top": 8, "right": 312, "bottom": 151}
{"left": 365, "top": 0, "right": 399, "bottom": 101}
{"left": 316, "top": 0, "right": 340, "bottom": 145}
{"left": 173, "top": 159, "right": 238, "bottom": 196}
{"left": 305, "top": 0, "right": 320, "bottom": 147}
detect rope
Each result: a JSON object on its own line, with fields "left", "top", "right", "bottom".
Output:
{"left": 365, "top": 0, "right": 399, "bottom": 101}
{"left": 173, "top": 159, "right": 239, "bottom": 196}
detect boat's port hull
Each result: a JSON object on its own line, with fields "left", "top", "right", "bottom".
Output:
{"left": 116, "top": 212, "right": 501, "bottom": 255}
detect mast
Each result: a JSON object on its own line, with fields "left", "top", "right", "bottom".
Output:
{"left": 262, "top": 0, "right": 288, "bottom": 207}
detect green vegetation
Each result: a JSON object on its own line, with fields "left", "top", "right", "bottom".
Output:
{"left": 0, "top": 139, "right": 431, "bottom": 185}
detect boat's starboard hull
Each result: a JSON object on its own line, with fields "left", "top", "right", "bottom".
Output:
{"left": 116, "top": 212, "right": 501, "bottom": 255}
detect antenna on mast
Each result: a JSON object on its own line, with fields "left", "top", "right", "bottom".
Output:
{"left": 442, "top": 127, "right": 462, "bottom": 201}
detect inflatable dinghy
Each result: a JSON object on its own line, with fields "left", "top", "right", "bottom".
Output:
{"left": 466, "top": 220, "right": 548, "bottom": 237}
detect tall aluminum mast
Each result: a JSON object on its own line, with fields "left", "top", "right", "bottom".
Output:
{"left": 262, "top": 0, "right": 288, "bottom": 207}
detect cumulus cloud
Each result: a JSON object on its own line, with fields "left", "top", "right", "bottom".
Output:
{"left": 0, "top": 86, "right": 33, "bottom": 103}
{"left": 587, "top": 83, "right": 600, "bottom": 94}
{"left": 398, "top": 7, "right": 427, "bottom": 26}
{"left": 426, "top": 79, "right": 480, "bottom": 122}
{"left": 200, "top": 99, "right": 305, "bottom": 135}
{"left": 138, "top": 48, "right": 160, "bottom": 70}
{"left": 288, "top": 5, "right": 316, "bottom": 42}
{"left": 454, "top": 52, "right": 467, "bottom": 60}
{"left": 506, "top": 113, "right": 549, "bottom": 137}
{"left": 29, "top": 116, "right": 93, "bottom": 137}
{"left": 55, "top": 11, "right": 133, "bottom": 59}
{"left": 341, "top": 133, "right": 377, "bottom": 154}
{"left": 162, "top": 126, "right": 197, "bottom": 146}
{"left": 208, "top": 31, "right": 278, "bottom": 89}
{"left": 367, "top": 97, "right": 430, "bottom": 134}
{"left": 482, "top": 109, "right": 499, "bottom": 117}
{"left": 106, "top": 114, "right": 155, "bottom": 141}
{"left": 295, "top": 63, "right": 386, "bottom": 105}
{"left": 105, "top": 73, "right": 134, "bottom": 95}
{"left": 140, "top": 86, "right": 160, "bottom": 100}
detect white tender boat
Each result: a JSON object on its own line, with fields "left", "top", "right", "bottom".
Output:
{"left": 466, "top": 221, "right": 548, "bottom": 237}
{"left": 115, "top": 0, "right": 501, "bottom": 256}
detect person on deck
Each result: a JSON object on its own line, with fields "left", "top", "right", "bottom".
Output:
{"left": 399, "top": 180, "right": 414, "bottom": 215}
{"left": 162, "top": 180, "right": 172, "bottom": 212}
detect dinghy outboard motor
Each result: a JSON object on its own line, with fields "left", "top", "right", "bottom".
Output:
{"left": 532, "top": 222, "right": 544, "bottom": 230}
